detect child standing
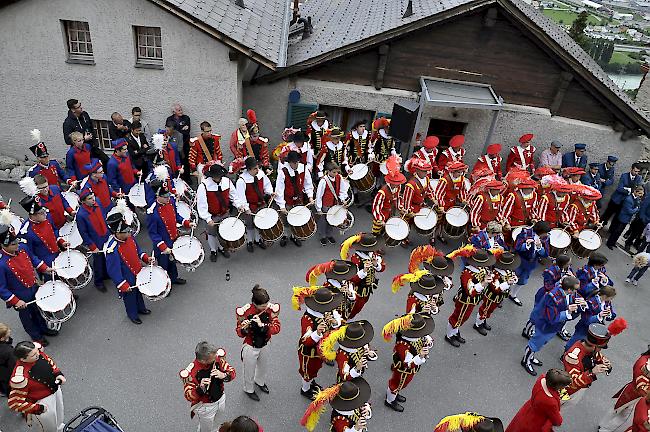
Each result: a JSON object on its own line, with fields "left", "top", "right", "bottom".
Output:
{"left": 626, "top": 252, "right": 650, "bottom": 286}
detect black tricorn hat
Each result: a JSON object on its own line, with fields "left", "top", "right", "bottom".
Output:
{"left": 423, "top": 255, "right": 455, "bottom": 277}
{"left": 410, "top": 273, "right": 444, "bottom": 295}
{"left": 402, "top": 313, "right": 435, "bottom": 339}
{"left": 304, "top": 287, "right": 343, "bottom": 313}
{"left": 493, "top": 251, "right": 521, "bottom": 271}
{"left": 353, "top": 233, "right": 382, "bottom": 252}
{"left": 325, "top": 260, "right": 358, "bottom": 281}
{"left": 339, "top": 320, "right": 374, "bottom": 349}
{"left": 315, "top": 111, "right": 328, "bottom": 119}
{"left": 330, "top": 377, "right": 371, "bottom": 411}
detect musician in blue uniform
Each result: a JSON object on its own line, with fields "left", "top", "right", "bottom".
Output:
{"left": 576, "top": 252, "right": 613, "bottom": 290}
{"left": 27, "top": 138, "right": 72, "bottom": 188}
{"left": 104, "top": 211, "right": 154, "bottom": 325}
{"left": 106, "top": 139, "right": 140, "bottom": 195}
{"left": 521, "top": 276, "right": 581, "bottom": 376}
{"left": 597, "top": 156, "right": 617, "bottom": 195}
{"left": 76, "top": 187, "right": 110, "bottom": 292}
{"left": 564, "top": 283, "right": 616, "bottom": 351}
{"left": 0, "top": 224, "right": 56, "bottom": 345}
{"left": 581, "top": 163, "right": 602, "bottom": 190}
{"left": 561, "top": 143, "right": 588, "bottom": 168}
{"left": 509, "top": 221, "right": 551, "bottom": 306}
{"left": 145, "top": 179, "right": 193, "bottom": 286}
{"left": 18, "top": 196, "right": 68, "bottom": 268}
{"left": 469, "top": 221, "right": 506, "bottom": 250}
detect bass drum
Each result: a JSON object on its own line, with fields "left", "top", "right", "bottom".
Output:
{"left": 287, "top": 206, "right": 316, "bottom": 240}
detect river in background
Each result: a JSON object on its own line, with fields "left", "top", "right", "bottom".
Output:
{"left": 608, "top": 74, "right": 643, "bottom": 90}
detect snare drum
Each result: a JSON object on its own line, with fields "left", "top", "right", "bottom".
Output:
{"left": 443, "top": 207, "right": 469, "bottom": 238}
{"left": 549, "top": 228, "right": 571, "bottom": 258}
{"left": 413, "top": 207, "right": 438, "bottom": 235}
{"left": 53, "top": 250, "right": 93, "bottom": 290}
{"left": 128, "top": 183, "right": 147, "bottom": 209}
{"left": 177, "top": 201, "right": 197, "bottom": 223}
{"left": 59, "top": 221, "right": 83, "bottom": 248}
{"left": 218, "top": 217, "right": 246, "bottom": 250}
{"left": 384, "top": 217, "right": 409, "bottom": 247}
{"left": 173, "top": 235, "right": 205, "bottom": 272}
{"left": 572, "top": 229, "right": 602, "bottom": 258}
{"left": 36, "top": 281, "right": 76, "bottom": 323}
{"left": 287, "top": 206, "right": 316, "bottom": 239}
{"left": 348, "top": 164, "right": 375, "bottom": 193}
{"left": 174, "top": 178, "right": 195, "bottom": 204}
{"left": 326, "top": 205, "right": 355, "bottom": 232}
{"left": 62, "top": 191, "right": 79, "bottom": 211}
{"left": 136, "top": 265, "right": 172, "bottom": 301}
{"left": 254, "top": 208, "right": 284, "bottom": 242}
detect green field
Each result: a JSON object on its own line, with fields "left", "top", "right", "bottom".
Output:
{"left": 610, "top": 51, "right": 641, "bottom": 65}
{"left": 543, "top": 9, "right": 603, "bottom": 25}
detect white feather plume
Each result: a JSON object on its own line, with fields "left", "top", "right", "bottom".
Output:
{"left": 152, "top": 133, "right": 165, "bottom": 150}
{"left": 30, "top": 129, "right": 42, "bottom": 142}
{"left": 0, "top": 209, "right": 14, "bottom": 227}
{"left": 154, "top": 165, "right": 169, "bottom": 181}
{"left": 108, "top": 198, "right": 133, "bottom": 225}
{"left": 19, "top": 177, "right": 39, "bottom": 197}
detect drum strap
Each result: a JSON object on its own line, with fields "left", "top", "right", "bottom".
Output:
{"left": 251, "top": 178, "right": 265, "bottom": 206}
{"left": 285, "top": 168, "right": 300, "bottom": 201}
{"left": 324, "top": 176, "right": 340, "bottom": 205}
{"left": 197, "top": 135, "right": 214, "bottom": 161}
{"left": 215, "top": 183, "right": 227, "bottom": 209}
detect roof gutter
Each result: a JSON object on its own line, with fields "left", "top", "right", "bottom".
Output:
{"left": 149, "top": 0, "right": 278, "bottom": 70}
{"left": 276, "top": 0, "right": 292, "bottom": 67}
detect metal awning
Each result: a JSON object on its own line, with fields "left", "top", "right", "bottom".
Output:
{"left": 410, "top": 77, "right": 504, "bottom": 156}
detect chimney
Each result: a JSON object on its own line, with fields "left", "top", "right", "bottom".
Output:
{"left": 235, "top": 0, "right": 245, "bottom": 8}
{"left": 302, "top": 16, "right": 313, "bottom": 39}
{"left": 403, "top": 0, "right": 413, "bottom": 18}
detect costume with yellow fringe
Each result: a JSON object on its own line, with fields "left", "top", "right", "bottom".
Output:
{"left": 341, "top": 233, "right": 385, "bottom": 319}
{"left": 300, "top": 378, "right": 371, "bottom": 432}
{"left": 383, "top": 314, "right": 428, "bottom": 398}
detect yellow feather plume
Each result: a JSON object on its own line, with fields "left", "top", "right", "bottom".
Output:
{"left": 300, "top": 383, "right": 342, "bottom": 431}
{"left": 446, "top": 244, "right": 476, "bottom": 260}
{"left": 340, "top": 234, "right": 361, "bottom": 260}
{"left": 391, "top": 269, "right": 429, "bottom": 293}
{"left": 382, "top": 314, "right": 413, "bottom": 341}
{"left": 292, "top": 286, "right": 322, "bottom": 310}
{"left": 319, "top": 325, "right": 347, "bottom": 361}
{"left": 434, "top": 412, "right": 486, "bottom": 432}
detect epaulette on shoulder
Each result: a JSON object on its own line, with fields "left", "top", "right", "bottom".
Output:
{"left": 565, "top": 347, "right": 581, "bottom": 365}
{"left": 10, "top": 365, "right": 27, "bottom": 389}
{"left": 105, "top": 238, "right": 117, "bottom": 254}
{"left": 179, "top": 362, "right": 194, "bottom": 380}
{"left": 146, "top": 202, "right": 157, "bottom": 215}
{"left": 269, "top": 302, "right": 280, "bottom": 314}
{"left": 216, "top": 348, "right": 226, "bottom": 358}
{"left": 236, "top": 304, "right": 251, "bottom": 317}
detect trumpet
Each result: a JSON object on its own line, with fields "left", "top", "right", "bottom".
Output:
{"left": 422, "top": 335, "right": 434, "bottom": 359}
{"left": 323, "top": 311, "right": 338, "bottom": 328}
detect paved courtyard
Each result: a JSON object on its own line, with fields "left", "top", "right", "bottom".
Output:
{"left": 0, "top": 182, "right": 648, "bottom": 432}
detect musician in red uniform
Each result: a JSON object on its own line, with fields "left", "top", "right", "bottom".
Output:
{"left": 499, "top": 178, "right": 539, "bottom": 234}
{"left": 315, "top": 127, "right": 349, "bottom": 179}
{"left": 405, "top": 136, "right": 439, "bottom": 177}
{"left": 471, "top": 143, "right": 503, "bottom": 181}
{"left": 437, "top": 135, "right": 466, "bottom": 171}
{"left": 445, "top": 248, "right": 496, "bottom": 348}
{"left": 341, "top": 233, "right": 385, "bottom": 319}
{"left": 470, "top": 180, "right": 505, "bottom": 232}
{"left": 563, "top": 166, "right": 585, "bottom": 185}
{"left": 403, "top": 271, "right": 447, "bottom": 315}
{"left": 275, "top": 150, "right": 314, "bottom": 247}
{"left": 315, "top": 162, "right": 350, "bottom": 246}
{"left": 179, "top": 341, "right": 236, "bottom": 432}
{"left": 301, "top": 377, "right": 371, "bottom": 432}
{"left": 600, "top": 347, "right": 650, "bottom": 432}
{"left": 235, "top": 285, "right": 280, "bottom": 401}
{"left": 319, "top": 320, "right": 374, "bottom": 383}
{"left": 562, "top": 323, "right": 611, "bottom": 405}
{"left": 626, "top": 390, "right": 650, "bottom": 432}
{"left": 370, "top": 117, "right": 396, "bottom": 172}
{"left": 506, "top": 133, "right": 536, "bottom": 172}
{"left": 79, "top": 159, "right": 122, "bottom": 209}
{"left": 383, "top": 313, "right": 435, "bottom": 412}
{"left": 234, "top": 157, "right": 274, "bottom": 253}
{"left": 505, "top": 368, "right": 572, "bottom": 432}
{"left": 306, "top": 111, "right": 329, "bottom": 155}
{"left": 189, "top": 121, "right": 223, "bottom": 175}
{"left": 402, "top": 159, "right": 436, "bottom": 214}
{"left": 371, "top": 167, "right": 406, "bottom": 236}
{"left": 536, "top": 182, "right": 572, "bottom": 228}
{"left": 29, "top": 175, "right": 75, "bottom": 230}
{"left": 566, "top": 185, "right": 602, "bottom": 236}
{"left": 8, "top": 341, "right": 66, "bottom": 432}
{"left": 434, "top": 161, "right": 470, "bottom": 212}
{"left": 474, "top": 251, "right": 520, "bottom": 335}
{"left": 295, "top": 287, "right": 343, "bottom": 400}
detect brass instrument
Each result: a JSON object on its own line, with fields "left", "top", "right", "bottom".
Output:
{"left": 422, "top": 335, "right": 434, "bottom": 359}
{"left": 357, "top": 402, "right": 372, "bottom": 432}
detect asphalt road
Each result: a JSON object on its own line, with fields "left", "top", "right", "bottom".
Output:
{"left": 0, "top": 181, "right": 648, "bottom": 432}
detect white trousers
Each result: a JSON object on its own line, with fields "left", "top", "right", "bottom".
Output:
{"left": 193, "top": 395, "right": 226, "bottom": 432}
{"left": 30, "top": 388, "right": 64, "bottom": 432}
{"left": 599, "top": 399, "right": 637, "bottom": 432}
{"left": 242, "top": 344, "right": 268, "bottom": 393}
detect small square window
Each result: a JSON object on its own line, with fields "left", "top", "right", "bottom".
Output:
{"left": 134, "top": 26, "right": 163, "bottom": 68}
{"left": 93, "top": 120, "right": 113, "bottom": 151}
{"left": 63, "top": 20, "right": 94, "bottom": 64}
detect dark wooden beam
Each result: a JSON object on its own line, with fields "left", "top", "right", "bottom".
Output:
{"left": 621, "top": 128, "right": 642, "bottom": 141}
{"left": 229, "top": 50, "right": 240, "bottom": 61}
{"left": 483, "top": 7, "right": 498, "bottom": 27}
{"left": 374, "top": 44, "right": 390, "bottom": 90}
{"left": 550, "top": 71, "right": 573, "bottom": 114}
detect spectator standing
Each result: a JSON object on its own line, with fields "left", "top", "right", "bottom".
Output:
{"left": 129, "top": 106, "right": 152, "bottom": 142}
{"left": 601, "top": 163, "right": 643, "bottom": 226}
{"left": 125, "top": 121, "right": 150, "bottom": 176}
{"left": 108, "top": 112, "right": 131, "bottom": 141}
{"left": 582, "top": 163, "right": 602, "bottom": 191}
{"left": 561, "top": 143, "right": 588, "bottom": 168}
{"left": 606, "top": 185, "right": 644, "bottom": 249}
{"left": 538, "top": 140, "right": 563, "bottom": 172}
{"left": 0, "top": 323, "right": 15, "bottom": 396}
{"left": 624, "top": 194, "right": 650, "bottom": 252}
{"left": 598, "top": 156, "right": 618, "bottom": 196}
{"left": 62, "top": 98, "right": 107, "bottom": 164}
{"left": 166, "top": 104, "right": 192, "bottom": 181}
{"left": 626, "top": 252, "right": 650, "bottom": 286}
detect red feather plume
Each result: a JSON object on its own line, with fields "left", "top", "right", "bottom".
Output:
{"left": 408, "top": 245, "right": 443, "bottom": 273}
{"left": 246, "top": 109, "right": 257, "bottom": 124}
{"left": 306, "top": 261, "right": 335, "bottom": 285}
{"left": 608, "top": 318, "right": 628, "bottom": 336}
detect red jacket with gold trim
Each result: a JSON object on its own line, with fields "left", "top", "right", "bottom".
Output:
{"left": 236, "top": 302, "right": 281, "bottom": 348}
{"left": 179, "top": 350, "right": 235, "bottom": 408}
{"left": 614, "top": 354, "right": 650, "bottom": 409}
{"left": 8, "top": 347, "right": 63, "bottom": 416}
{"left": 562, "top": 340, "right": 605, "bottom": 395}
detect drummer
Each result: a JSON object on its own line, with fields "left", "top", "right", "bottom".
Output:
{"left": 196, "top": 162, "right": 237, "bottom": 262}
{"left": 144, "top": 152, "right": 176, "bottom": 206}
{"left": 471, "top": 143, "right": 503, "bottom": 181}
{"left": 437, "top": 135, "right": 466, "bottom": 172}
{"left": 404, "top": 136, "right": 439, "bottom": 177}
{"left": 234, "top": 157, "right": 274, "bottom": 253}
{"left": 433, "top": 161, "right": 470, "bottom": 243}
{"left": 107, "top": 138, "right": 141, "bottom": 196}
{"left": 27, "top": 136, "right": 74, "bottom": 188}
{"left": 275, "top": 150, "right": 314, "bottom": 247}
{"left": 369, "top": 117, "right": 396, "bottom": 178}
{"left": 315, "top": 162, "right": 351, "bottom": 246}
{"left": 314, "top": 127, "right": 349, "bottom": 179}
{"left": 536, "top": 181, "right": 572, "bottom": 228}
{"left": 402, "top": 158, "right": 436, "bottom": 244}
{"left": 18, "top": 196, "right": 68, "bottom": 269}
{"left": 104, "top": 210, "right": 154, "bottom": 325}
{"left": 145, "top": 179, "right": 194, "bottom": 287}
{"left": 565, "top": 185, "right": 602, "bottom": 237}
{"left": 469, "top": 180, "right": 505, "bottom": 233}
{"left": 79, "top": 159, "right": 122, "bottom": 209}
{"left": 499, "top": 178, "right": 539, "bottom": 241}
{"left": 346, "top": 120, "right": 372, "bottom": 167}
{"left": 76, "top": 188, "right": 110, "bottom": 292}
{"left": 371, "top": 157, "right": 407, "bottom": 239}
{"left": 0, "top": 224, "right": 57, "bottom": 345}
{"left": 31, "top": 175, "right": 76, "bottom": 230}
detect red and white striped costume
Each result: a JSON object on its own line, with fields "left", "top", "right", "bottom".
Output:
{"left": 505, "top": 144, "right": 536, "bottom": 172}
{"left": 405, "top": 148, "right": 438, "bottom": 175}
{"left": 372, "top": 185, "right": 402, "bottom": 222}
{"left": 470, "top": 191, "right": 502, "bottom": 229}
{"left": 499, "top": 190, "right": 538, "bottom": 227}
{"left": 536, "top": 191, "right": 571, "bottom": 228}
{"left": 402, "top": 175, "right": 435, "bottom": 214}
{"left": 434, "top": 174, "right": 469, "bottom": 211}
{"left": 565, "top": 199, "right": 600, "bottom": 232}
{"left": 471, "top": 154, "right": 503, "bottom": 181}
{"left": 437, "top": 147, "right": 465, "bottom": 172}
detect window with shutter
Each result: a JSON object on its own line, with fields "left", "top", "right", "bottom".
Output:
{"left": 286, "top": 103, "right": 318, "bottom": 129}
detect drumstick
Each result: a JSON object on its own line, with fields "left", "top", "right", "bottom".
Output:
{"left": 24, "top": 292, "right": 58, "bottom": 306}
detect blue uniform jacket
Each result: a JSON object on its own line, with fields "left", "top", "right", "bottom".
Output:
{"left": 574, "top": 285, "right": 616, "bottom": 336}
{"left": 28, "top": 161, "right": 68, "bottom": 183}
{"left": 581, "top": 172, "right": 602, "bottom": 190}
{"left": 146, "top": 199, "right": 185, "bottom": 250}
{"left": 106, "top": 155, "right": 137, "bottom": 194}
{"left": 637, "top": 196, "right": 650, "bottom": 225}
{"left": 76, "top": 202, "right": 110, "bottom": 251}
{"left": 0, "top": 245, "right": 44, "bottom": 304}
{"left": 598, "top": 163, "right": 615, "bottom": 191}
{"left": 65, "top": 144, "right": 93, "bottom": 181}
{"left": 576, "top": 265, "right": 613, "bottom": 289}
{"left": 531, "top": 285, "right": 571, "bottom": 334}
{"left": 104, "top": 235, "right": 147, "bottom": 291}
{"left": 19, "top": 215, "right": 62, "bottom": 267}
{"left": 610, "top": 173, "right": 643, "bottom": 204}
{"left": 470, "top": 231, "right": 506, "bottom": 250}
{"left": 515, "top": 228, "right": 549, "bottom": 262}
{"left": 617, "top": 194, "right": 641, "bottom": 224}
{"left": 561, "top": 152, "right": 588, "bottom": 168}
